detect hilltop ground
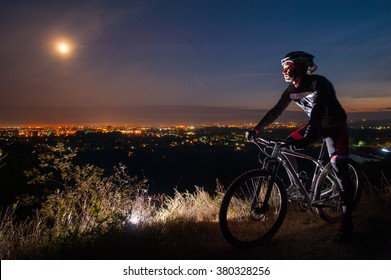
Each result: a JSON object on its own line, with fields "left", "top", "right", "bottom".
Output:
{"left": 29, "top": 192, "right": 391, "bottom": 260}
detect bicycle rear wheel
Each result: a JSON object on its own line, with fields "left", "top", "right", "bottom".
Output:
{"left": 219, "top": 169, "right": 287, "bottom": 248}
{"left": 316, "top": 159, "right": 363, "bottom": 223}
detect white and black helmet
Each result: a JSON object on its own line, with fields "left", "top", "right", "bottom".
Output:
{"left": 281, "top": 51, "right": 318, "bottom": 74}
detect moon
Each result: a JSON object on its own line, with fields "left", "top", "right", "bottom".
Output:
{"left": 54, "top": 40, "right": 73, "bottom": 57}
{"left": 58, "top": 43, "right": 70, "bottom": 54}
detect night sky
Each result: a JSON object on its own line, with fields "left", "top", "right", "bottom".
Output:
{"left": 1, "top": 0, "right": 391, "bottom": 125}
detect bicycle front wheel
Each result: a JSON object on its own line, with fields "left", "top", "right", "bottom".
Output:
{"left": 219, "top": 169, "right": 287, "bottom": 248}
{"left": 316, "top": 159, "right": 363, "bottom": 223}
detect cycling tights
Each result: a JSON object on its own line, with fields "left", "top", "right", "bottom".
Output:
{"left": 288, "top": 123, "right": 353, "bottom": 215}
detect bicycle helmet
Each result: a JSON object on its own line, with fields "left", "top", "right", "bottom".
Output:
{"left": 281, "top": 51, "right": 318, "bottom": 74}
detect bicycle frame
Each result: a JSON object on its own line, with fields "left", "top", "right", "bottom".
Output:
{"left": 252, "top": 138, "right": 330, "bottom": 206}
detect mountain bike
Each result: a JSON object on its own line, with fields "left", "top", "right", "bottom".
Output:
{"left": 219, "top": 136, "right": 363, "bottom": 248}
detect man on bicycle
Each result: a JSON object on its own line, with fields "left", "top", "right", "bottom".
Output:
{"left": 247, "top": 51, "right": 354, "bottom": 243}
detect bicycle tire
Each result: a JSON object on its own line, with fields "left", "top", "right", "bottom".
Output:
{"left": 316, "top": 159, "right": 363, "bottom": 223}
{"left": 219, "top": 169, "right": 287, "bottom": 248}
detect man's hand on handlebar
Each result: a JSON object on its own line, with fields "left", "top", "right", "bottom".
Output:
{"left": 245, "top": 128, "right": 259, "bottom": 141}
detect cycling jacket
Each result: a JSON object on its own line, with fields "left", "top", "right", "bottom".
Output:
{"left": 255, "top": 74, "right": 347, "bottom": 142}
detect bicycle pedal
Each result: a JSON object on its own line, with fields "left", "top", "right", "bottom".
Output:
{"left": 289, "top": 196, "right": 304, "bottom": 201}
{"left": 311, "top": 200, "right": 328, "bottom": 208}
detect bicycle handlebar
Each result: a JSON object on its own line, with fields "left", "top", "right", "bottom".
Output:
{"left": 248, "top": 136, "right": 289, "bottom": 146}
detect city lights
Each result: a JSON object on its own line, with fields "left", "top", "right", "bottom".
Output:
{"left": 1, "top": 122, "right": 390, "bottom": 155}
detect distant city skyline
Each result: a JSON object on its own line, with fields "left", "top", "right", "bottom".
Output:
{"left": 1, "top": 0, "right": 391, "bottom": 126}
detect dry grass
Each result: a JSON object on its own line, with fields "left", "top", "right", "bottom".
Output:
{"left": 2, "top": 142, "right": 389, "bottom": 259}
{"left": 1, "top": 178, "right": 390, "bottom": 259}
{"left": 154, "top": 186, "right": 223, "bottom": 223}
{"left": 1, "top": 143, "right": 390, "bottom": 259}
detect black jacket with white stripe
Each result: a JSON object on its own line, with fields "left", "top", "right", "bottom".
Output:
{"left": 255, "top": 74, "right": 347, "bottom": 142}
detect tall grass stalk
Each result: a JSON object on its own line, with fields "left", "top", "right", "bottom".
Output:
{"left": 154, "top": 186, "right": 224, "bottom": 223}
{"left": 0, "top": 204, "right": 47, "bottom": 259}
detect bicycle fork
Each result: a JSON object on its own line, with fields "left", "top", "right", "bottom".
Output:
{"left": 252, "top": 158, "right": 279, "bottom": 214}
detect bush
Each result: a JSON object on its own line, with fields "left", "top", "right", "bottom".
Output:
{"left": 1, "top": 143, "right": 151, "bottom": 258}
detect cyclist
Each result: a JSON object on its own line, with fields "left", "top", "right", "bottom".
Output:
{"left": 247, "top": 51, "right": 354, "bottom": 243}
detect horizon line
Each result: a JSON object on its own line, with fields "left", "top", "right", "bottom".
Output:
{"left": 1, "top": 105, "right": 390, "bottom": 127}
{"left": 1, "top": 119, "right": 390, "bottom": 129}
